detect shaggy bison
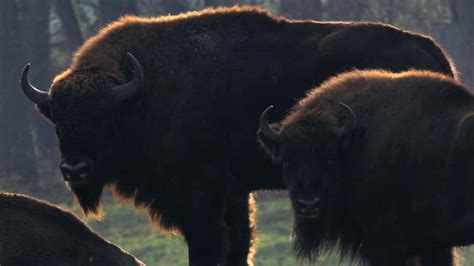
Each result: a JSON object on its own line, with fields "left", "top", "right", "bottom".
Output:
{"left": 21, "top": 6, "right": 456, "bottom": 265}
{"left": 0, "top": 193, "right": 144, "bottom": 266}
{"left": 258, "top": 70, "right": 474, "bottom": 265}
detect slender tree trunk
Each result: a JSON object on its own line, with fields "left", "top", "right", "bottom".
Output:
{"left": 20, "top": 0, "right": 57, "bottom": 181}
{"left": 55, "top": 0, "right": 83, "bottom": 54}
{"left": 0, "top": 1, "right": 38, "bottom": 179}
{"left": 21, "top": 0, "right": 53, "bottom": 90}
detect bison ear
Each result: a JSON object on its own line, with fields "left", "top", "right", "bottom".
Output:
{"left": 335, "top": 102, "right": 356, "bottom": 139}
{"left": 36, "top": 103, "right": 54, "bottom": 124}
{"left": 257, "top": 124, "right": 282, "bottom": 162}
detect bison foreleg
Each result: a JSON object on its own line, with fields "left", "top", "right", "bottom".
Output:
{"left": 223, "top": 192, "right": 257, "bottom": 266}
{"left": 184, "top": 223, "right": 227, "bottom": 266}
{"left": 181, "top": 189, "right": 229, "bottom": 266}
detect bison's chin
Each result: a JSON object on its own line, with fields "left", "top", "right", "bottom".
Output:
{"left": 69, "top": 183, "right": 104, "bottom": 218}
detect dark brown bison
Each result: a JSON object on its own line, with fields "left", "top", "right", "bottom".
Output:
{"left": 258, "top": 70, "right": 474, "bottom": 265}
{"left": 0, "top": 193, "right": 144, "bottom": 266}
{"left": 20, "top": 6, "right": 456, "bottom": 266}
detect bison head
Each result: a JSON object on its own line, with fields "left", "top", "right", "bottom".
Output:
{"left": 258, "top": 103, "right": 356, "bottom": 219}
{"left": 20, "top": 52, "right": 143, "bottom": 215}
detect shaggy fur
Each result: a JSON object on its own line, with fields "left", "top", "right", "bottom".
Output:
{"left": 0, "top": 193, "right": 144, "bottom": 265}
{"left": 29, "top": 6, "right": 456, "bottom": 265}
{"left": 258, "top": 70, "right": 473, "bottom": 265}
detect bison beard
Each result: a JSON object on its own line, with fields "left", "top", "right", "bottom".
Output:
{"left": 69, "top": 181, "right": 105, "bottom": 216}
{"left": 20, "top": 6, "right": 457, "bottom": 266}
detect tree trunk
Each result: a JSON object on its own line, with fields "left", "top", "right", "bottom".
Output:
{"left": 55, "top": 0, "right": 83, "bottom": 54}
{"left": 0, "top": 1, "right": 38, "bottom": 180}
{"left": 20, "top": 0, "right": 57, "bottom": 182}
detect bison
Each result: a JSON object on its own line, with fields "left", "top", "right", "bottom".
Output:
{"left": 258, "top": 70, "right": 474, "bottom": 265}
{"left": 20, "top": 6, "right": 456, "bottom": 266}
{"left": 0, "top": 192, "right": 144, "bottom": 266}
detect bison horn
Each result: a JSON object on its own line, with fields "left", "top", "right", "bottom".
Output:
{"left": 113, "top": 52, "right": 144, "bottom": 102}
{"left": 259, "top": 105, "right": 281, "bottom": 141}
{"left": 336, "top": 102, "right": 356, "bottom": 138}
{"left": 20, "top": 64, "right": 49, "bottom": 105}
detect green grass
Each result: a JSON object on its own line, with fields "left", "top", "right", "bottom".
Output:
{"left": 74, "top": 193, "right": 474, "bottom": 265}
{"left": 61, "top": 192, "right": 351, "bottom": 265}
{"left": 64, "top": 196, "right": 189, "bottom": 266}
{"left": 61, "top": 192, "right": 315, "bottom": 265}
{"left": 6, "top": 186, "right": 474, "bottom": 265}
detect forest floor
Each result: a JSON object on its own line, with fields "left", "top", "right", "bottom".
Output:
{"left": 57, "top": 192, "right": 474, "bottom": 266}
{"left": 3, "top": 175, "right": 474, "bottom": 265}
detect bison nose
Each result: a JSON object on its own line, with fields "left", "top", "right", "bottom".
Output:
{"left": 295, "top": 197, "right": 321, "bottom": 218}
{"left": 60, "top": 160, "right": 90, "bottom": 183}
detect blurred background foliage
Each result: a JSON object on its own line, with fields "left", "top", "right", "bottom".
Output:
{"left": 1, "top": 0, "right": 473, "bottom": 265}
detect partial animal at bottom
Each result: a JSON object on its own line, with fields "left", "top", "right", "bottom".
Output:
{"left": 0, "top": 193, "right": 144, "bottom": 266}
{"left": 258, "top": 70, "right": 474, "bottom": 266}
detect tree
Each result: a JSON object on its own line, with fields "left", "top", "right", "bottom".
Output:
{"left": 20, "top": 0, "right": 57, "bottom": 182}
{"left": 55, "top": 0, "right": 84, "bottom": 53}
{"left": 0, "top": 1, "right": 38, "bottom": 180}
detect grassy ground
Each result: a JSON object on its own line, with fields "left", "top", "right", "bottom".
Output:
{"left": 56, "top": 191, "right": 466, "bottom": 266}
{"left": 65, "top": 192, "right": 329, "bottom": 265}
{"left": 7, "top": 187, "right": 474, "bottom": 265}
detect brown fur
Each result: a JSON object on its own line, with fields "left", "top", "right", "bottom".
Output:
{"left": 0, "top": 192, "right": 144, "bottom": 265}
{"left": 259, "top": 70, "right": 474, "bottom": 265}
{"left": 54, "top": 6, "right": 456, "bottom": 87}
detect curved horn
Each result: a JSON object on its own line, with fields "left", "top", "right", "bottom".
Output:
{"left": 259, "top": 105, "right": 281, "bottom": 141}
{"left": 113, "top": 52, "right": 144, "bottom": 102}
{"left": 336, "top": 102, "right": 356, "bottom": 138}
{"left": 20, "top": 64, "right": 49, "bottom": 105}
